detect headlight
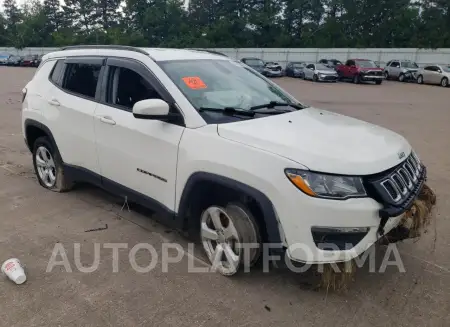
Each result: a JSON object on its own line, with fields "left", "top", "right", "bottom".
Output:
{"left": 285, "top": 169, "right": 366, "bottom": 199}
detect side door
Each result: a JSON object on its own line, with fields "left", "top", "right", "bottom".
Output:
{"left": 285, "top": 62, "right": 292, "bottom": 75}
{"left": 421, "top": 66, "right": 433, "bottom": 83}
{"left": 432, "top": 66, "right": 444, "bottom": 84}
{"left": 344, "top": 60, "right": 354, "bottom": 77}
{"left": 423, "top": 66, "right": 439, "bottom": 84}
{"left": 46, "top": 57, "right": 103, "bottom": 175}
{"left": 93, "top": 57, "right": 185, "bottom": 213}
{"left": 389, "top": 61, "right": 401, "bottom": 77}
{"left": 305, "top": 64, "right": 314, "bottom": 79}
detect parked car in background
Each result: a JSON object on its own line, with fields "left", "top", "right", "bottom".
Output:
{"left": 240, "top": 57, "right": 266, "bottom": 74}
{"left": 336, "top": 59, "right": 384, "bottom": 84}
{"left": 35, "top": 54, "right": 43, "bottom": 67}
{"left": 21, "top": 55, "right": 38, "bottom": 67}
{"left": 416, "top": 64, "right": 450, "bottom": 87}
{"left": 384, "top": 60, "right": 419, "bottom": 82}
{"left": 285, "top": 61, "right": 306, "bottom": 78}
{"left": 7, "top": 55, "right": 23, "bottom": 66}
{"left": 0, "top": 54, "right": 12, "bottom": 65}
{"left": 263, "top": 61, "right": 283, "bottom": 77}
{"left": 303, "top": 63, "right": 339, "bottom": 82}
{"left": 318, "top": 59, "right": 343, "bottom": 70}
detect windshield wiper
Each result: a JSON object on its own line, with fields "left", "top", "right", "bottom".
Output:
{"left": 250, "top": 101, "right": 306, "bottom": 111}
{"left": 199, "top": 107, "right": 255, "bottom": 117}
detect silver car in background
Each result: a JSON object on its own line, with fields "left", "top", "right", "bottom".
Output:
{"left": 384, "top": 60, "right": 419, "bottom": 82}
{"left": 303, "top": 63, "right": 339, "bottom": 82}
{"left": 416, "top": 64, "right": 450, "bottom": 87}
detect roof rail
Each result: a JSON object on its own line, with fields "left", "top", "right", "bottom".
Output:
{"left": 61, "top": 45, "right": 149, "bottom": 55}
{"left": 187, "top": 48, "right": 228, "bottom": 57}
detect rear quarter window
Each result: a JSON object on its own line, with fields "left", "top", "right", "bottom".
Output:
{"left": 49, "top": 60, "right": 65, "bottom": 86}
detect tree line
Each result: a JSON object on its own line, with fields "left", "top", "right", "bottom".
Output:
{"left": 0, "top": 0, "right": 449, "bottom": 49}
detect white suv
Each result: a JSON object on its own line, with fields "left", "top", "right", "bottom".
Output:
{"left": 22, "top": 46, "right": 427, "bottom": 276}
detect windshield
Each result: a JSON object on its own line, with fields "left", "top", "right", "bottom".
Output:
{"left": 356, "top": 60, "right": 377, "bottom": 68}
{"left": 402, "top": 61, "right": 418, "bottom": 68}
{"left": 244, "top": 59, "right": 264, "bottom": 66}
{"left": 159, "top": 59, "right": 299, "bottom": 111}
{"left": 315, "top": 64, "right": 331, "bottom": 70}
{"left": 293, "top": 63, "right": 304, "bottom": 68}
{"left": 442, "top": 66, "right": 450, "bottom": 72}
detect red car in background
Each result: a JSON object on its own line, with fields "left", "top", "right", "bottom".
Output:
{"left": 20, "top": 55, "right": 40, "bottom": 67}
{"left": 336, "top": 59, "right": 385, "bottom": 84}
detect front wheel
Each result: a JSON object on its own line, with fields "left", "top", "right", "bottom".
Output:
{"left": 353, "top": 75, "right": 360, "bottom": 84}
{"left": 417, "top": 75, "right": 424, "bottom": 84}
{"left": 313, "top": 74, "right": 318, "bottom": 82}
{"left": 200, "top": 203, "right": 261, "bottom": 276}
{"left": 384, "top": 71, "right": 389, "bottom": 80}
{"left": 398, "top": 73, "right": 405, "bottom": 82}
{"left": 441, "top": 77, "right": 448, "bottom": 87}
{"left": 376, "top": 80, "right": 382, "bottom": 85}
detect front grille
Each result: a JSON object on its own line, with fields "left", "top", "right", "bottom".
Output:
{"left": 323, "top": 75, "right": 337, "bottom": 81}
{"left": 365, "top": 70, "right": 383, "bottom": 76}
{"left": 366, "top": 152, "right": 424, "bottom": 207}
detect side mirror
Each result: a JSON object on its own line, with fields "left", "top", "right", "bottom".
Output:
{"left": 133, "top": 99, "right": 170, "bottom": 120}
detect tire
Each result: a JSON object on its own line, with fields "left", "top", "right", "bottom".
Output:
{"left": 417, "top": 75, "right": 424, "bottom": 84}
{"left": 376, "top": 80, "right": 382, "bottom": 85}
{"left": 384, "top": 71, "right": 389, "bottom": 80}
{"left": 398, "top": 73, "right": 405, "bottom": 82}
{"left": 313, "top": 74, "right": 318, "bottom": 82}
{"left": 32, "top": 136, "right": 72, "bottom": 192}
{"left": 441, "top": 77, "right": 448, "bottom": 87}
{"left": 353, "top": 74, "right": 360, "bottom": 84}
{"left": 200, "top": 202, "right": 261, "bottom": 276}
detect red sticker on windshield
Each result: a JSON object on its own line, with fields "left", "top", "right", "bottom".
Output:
{"left": 182, "top": 76, "right": 207, "bottom": 89}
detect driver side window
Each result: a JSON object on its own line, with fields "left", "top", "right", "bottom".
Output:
{"left": 106, "top": 66, "right": 162, "bottom": 111}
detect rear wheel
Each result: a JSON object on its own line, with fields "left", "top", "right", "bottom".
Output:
{"left": 200, "top": 203, "right": 261, "bottom": 276}
{"left": 417, "top": 75, "right": 424, "bottom": 84}
{"left": 441, "top": 77, "right": 448, "bottom": 87}
{"left": 32, "top": 137, "right": 72, "bottom": 192}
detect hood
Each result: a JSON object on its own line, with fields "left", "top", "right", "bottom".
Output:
{"left": 217, "top": 108, "right": 411, "bottom": 175}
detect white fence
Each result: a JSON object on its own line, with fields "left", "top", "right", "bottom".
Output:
{"left": 2, "top": 47, "right": 450, "bottom": 68}
{"left": 209, "top": 48, "right": 450, "bottom": 68}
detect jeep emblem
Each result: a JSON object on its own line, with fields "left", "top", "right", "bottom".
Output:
{"left": 398, "top": 151, "right": 406, "bottom": 159}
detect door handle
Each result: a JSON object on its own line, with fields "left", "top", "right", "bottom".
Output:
{"left": 98, "top": 116, "right": 116, "bottom": 125}
{"left": 48, "top": 98, "right": 60, "bottom": 106}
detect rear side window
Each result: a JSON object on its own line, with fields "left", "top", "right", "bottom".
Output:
{"left": 50, "top": 60, "right": 64, "bottom": 86}
{"left": 62, "top": 63, "right": 101, "bottom": 99}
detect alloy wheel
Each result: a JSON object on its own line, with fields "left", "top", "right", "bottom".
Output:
{"left": 201, "top": 205, "right": 258, "bottom": 276}
{"left": 35, "top": 146, "right": 57, "bottom": 188}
